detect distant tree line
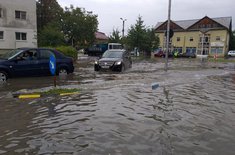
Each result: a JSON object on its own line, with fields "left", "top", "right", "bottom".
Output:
{"left": 37, "top": 0, "right": 235, "bottom": 55}
{"left": 36, "top": 0, "right": 159, "bottom": 55}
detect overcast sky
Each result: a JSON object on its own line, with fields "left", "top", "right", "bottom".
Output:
{"left": 57, "top": 0, "right": 235, "bottom": 36}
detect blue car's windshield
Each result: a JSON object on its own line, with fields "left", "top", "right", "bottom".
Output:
{"left": 102, "top": 51, "right": 123, "bottom": 58}
{"left": 0, "top": 49, "right": 23, "bottom": 60}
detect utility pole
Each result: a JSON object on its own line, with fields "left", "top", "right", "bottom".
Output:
{"left": 165, "top": 0, "right": 172, "bottom": 71}
{"left": 120, "top": 18, "right": 127, "bottom": 38}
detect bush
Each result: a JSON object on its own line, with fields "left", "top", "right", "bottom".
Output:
{"left": 56, "top": 46, "right": 77, "bottom": 60}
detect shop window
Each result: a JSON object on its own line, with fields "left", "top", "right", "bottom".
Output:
{"left": 174, "top": 47, "right": 183, "bottom": 54}
{"left": 211, "top": 47, "right": 223, "bottom": 54}
{"left": 186, "top": 47, "right": 196, "bottom": 53}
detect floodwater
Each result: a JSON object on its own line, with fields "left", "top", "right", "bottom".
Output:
{"left": 0, "top": 58, "right": 235, "bottom": 155}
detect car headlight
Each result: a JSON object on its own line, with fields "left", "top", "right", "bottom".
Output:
{"left": 95, "top": 61, "right": 99, "bottom": 64}
{"left": 115, "top": 61, "right": 122, "bottom": 65}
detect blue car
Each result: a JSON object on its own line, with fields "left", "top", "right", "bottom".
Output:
{"left": 0, "top": 48, "right": 74, "bottom": 82}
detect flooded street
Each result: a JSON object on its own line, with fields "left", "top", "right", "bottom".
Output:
{"left": 0, "top": 58, "right": 235, "bottom": 155}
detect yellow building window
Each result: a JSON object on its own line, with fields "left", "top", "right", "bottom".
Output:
{"left": 177, "top": 37, "right": 180, "bottom": 42}
{"left": 216, "top": 36, "right": 221, "bottom": 41}
{"left": 189, "top": 37, "right": 194, "bottom": 42}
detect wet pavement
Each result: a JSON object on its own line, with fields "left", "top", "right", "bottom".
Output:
{"left": 0, "top": 57, "right": 235, "bottom": 155}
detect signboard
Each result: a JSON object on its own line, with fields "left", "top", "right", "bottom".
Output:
{"left": 49, "top": 54, "right": 56, "bottom": 75}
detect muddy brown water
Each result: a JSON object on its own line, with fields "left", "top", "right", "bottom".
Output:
{"left": 0, "top": 58, "right": 235, "bottom": 155}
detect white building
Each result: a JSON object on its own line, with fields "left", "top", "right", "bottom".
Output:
{"left": 0, "top": 0, "right": 37, "bottom": 53}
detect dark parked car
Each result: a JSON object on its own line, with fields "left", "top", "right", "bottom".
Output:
{"left": 0, "top": 48, "right": 74, "bottom": 82}
{"left": 94, "top": 49, "right": 132, "bottom": 72}
{"left": 182, "top": 51, "right": 196, "bottom": 58}
{"left": 153, "top": 50, "right": 174, "bottom": 58}
{"left": 153, "top": 50, "right": 165, "bottom": 57}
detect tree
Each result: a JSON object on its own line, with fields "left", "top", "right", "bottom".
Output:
{"left": 37, "top": 3, "right": 98, "bottom": 48}
{"left": 229, "top": 30, "right": 235, "bottom": 50}
{"left": 126, "top": 16, "right": 145, "bottom": 50}
{"left": 59, "top": 5, "right": 98, "bottom": 48}
{"left": 36, "top": 0, "right": 63, "bottom": 31}
{"left": 143, "top": 28, "right": 160, "bottom": 55}
{"left": 126, "top": 16, "right": 159, "bottom": 56}
{"left": 109, "top": 29, "right": 121, "bottom": 43}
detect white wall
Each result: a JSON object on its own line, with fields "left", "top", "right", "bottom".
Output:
{"left": 0, "top": 0, "right": 37, "bottom": 50}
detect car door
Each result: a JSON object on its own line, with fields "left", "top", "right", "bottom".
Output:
{"left": 37, "top": 49, "right": 55, "bottom": 75}
{"left": 10, "top": 49, "right": 41, "bottom": 77}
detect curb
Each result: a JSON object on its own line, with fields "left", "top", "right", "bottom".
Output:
{"left": 13, "top": 92, "right": 80, "bottom": 99}
{"left": 18, "top": 94, "right": 41, "bottom": 99}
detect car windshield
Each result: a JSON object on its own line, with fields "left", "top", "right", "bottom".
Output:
{"left": 102, "top": 51, "right": 123, "bottom": 58}
{"left": 0, "top": 49, "right": 23, "bottom": 60}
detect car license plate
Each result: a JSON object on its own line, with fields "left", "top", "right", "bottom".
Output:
{"left": 102, "top": 66, "right": 109, "bottom": 69}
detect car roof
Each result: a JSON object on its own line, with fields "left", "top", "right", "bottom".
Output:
{"left": 17, "top": 47, "right": 66, "bottom": 58}
{"left": 17, "top": 47, "right": 55, "bottom": 50}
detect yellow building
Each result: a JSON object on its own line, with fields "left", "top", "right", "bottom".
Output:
{"left": 155, "top": 16, "right": 232, "bottom": 57}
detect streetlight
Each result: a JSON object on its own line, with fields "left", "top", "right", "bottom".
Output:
{"left": 165, "top": 0, "right": 172, "bottom": 71}
{"left": 120, "top": 18, "right": 127, "bottom": 37}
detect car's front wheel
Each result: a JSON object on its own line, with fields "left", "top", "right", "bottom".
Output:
{"left": 94, "top": 65, "right": 100, "bottom": 71}
{"left": 0, "top": 71, "right": 8, "bottom": 82}
{"left": 120, "top": 64, "right": 125, "bottom": 73}
{"left": 58, "top": 68, "right": 68, "bottom": 76}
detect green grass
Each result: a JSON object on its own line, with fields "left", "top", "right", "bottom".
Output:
{"left": 14, "top": 88, "right": 80, "bottom": 99}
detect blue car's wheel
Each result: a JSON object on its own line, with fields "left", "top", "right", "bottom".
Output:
{"left": 0, "top": 71, "right": 8, "bottom": 82}
{"left": 58, "top": 68, "right": 68, "bottom": 76}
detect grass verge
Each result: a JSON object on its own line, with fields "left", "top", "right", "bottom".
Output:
{"left": 14, "top": 88, "right": 80, "bottom": 99}
{"left": 208, "top": 58, "right": 235, "bottom": 63}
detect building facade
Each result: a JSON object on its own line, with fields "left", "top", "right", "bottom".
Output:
{"left": 155, "top": 16, "right": 232, "bottom": 56}
{"left": 0, "top": 0, "right": 37, "bottom": 53}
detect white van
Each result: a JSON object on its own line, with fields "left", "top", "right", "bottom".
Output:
{"left": 108, "top": 43, "right": 123, "bottom": 50}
